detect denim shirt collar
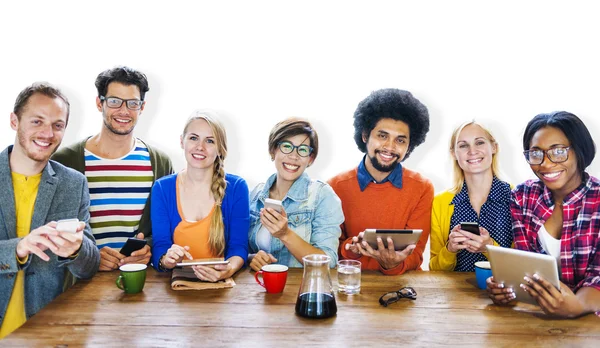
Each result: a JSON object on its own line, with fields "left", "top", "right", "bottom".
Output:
{"left": 257, "top": 171, "right": 311, "bottom": 203}
{"left": 357, "top": 155, "right": 403, "bottom": 192}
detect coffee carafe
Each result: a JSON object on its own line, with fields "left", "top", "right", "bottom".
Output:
{"left": 295, "top": 254, "right": 337, "bottom": 319}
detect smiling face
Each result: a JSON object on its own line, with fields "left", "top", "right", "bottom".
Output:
{"left": 363, "top": 118, "right": 410, "bottom": 178}
{"left": 453, "top": 124, "right": 496, "bottom": 176}
{"left": 528, "top": 126, "right": 581, "bottom": 197}
{"left": 181, "top": 118, "right": 219, "bottom": 170}
{"left": 96, "top": 82, "right": 144, "bottom": 135}
{"left": 272, "top": 134, "right": 314, "bottom": 186}
{"left": 11, "top": 93, "right": 68, "bottom": 163}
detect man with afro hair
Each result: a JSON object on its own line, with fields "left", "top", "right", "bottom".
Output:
{"left": 328, "top": 88, "right": 434, "bottom": 275}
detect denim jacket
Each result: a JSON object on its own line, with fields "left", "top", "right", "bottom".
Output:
{"left": 248, "top": 172, "right": 344, "bottom": 268}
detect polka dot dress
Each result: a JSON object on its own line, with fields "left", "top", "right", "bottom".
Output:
{"left": 450, "top": 177, "right": 513, "bottom": 272}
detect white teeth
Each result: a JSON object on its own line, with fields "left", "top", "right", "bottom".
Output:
{"left": 543, "top": 172, "right": 561, "bottom": 179}
{"left": 191, "top": 154, "right": 205, "bottom": 160}
{"left": 115, "top": 118, "right": 130, "bottom": 123}
{"left": 379, "top": 153, "right": 393, "bottom": 160}
{"left": 467, "top": 159, "right": 483, "bottom": 164}
{"left": 283, "top": 163, "right": 299, "bottom": 170}
{"left": 34, "top": 140, "right": 50, "bottom": 147}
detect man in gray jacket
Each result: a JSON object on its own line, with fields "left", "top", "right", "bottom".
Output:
{"left": 0, "top": 82, "right": 100, "bottom": 338}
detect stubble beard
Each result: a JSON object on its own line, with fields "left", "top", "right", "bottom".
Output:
{"left": 17, "top": 128, "right": 59, "bottom": 163}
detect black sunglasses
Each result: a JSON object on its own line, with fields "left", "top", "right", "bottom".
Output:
{"left": 379, "top": 287, "right": 417, "bottom": 307}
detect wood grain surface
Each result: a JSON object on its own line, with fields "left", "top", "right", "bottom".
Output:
{"left": 4, "top": 269, "right": 598, "bottom": 347}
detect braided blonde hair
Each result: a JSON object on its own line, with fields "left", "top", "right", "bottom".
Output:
{"left": 183, "top": 110, "right": 228, "bottom": 256}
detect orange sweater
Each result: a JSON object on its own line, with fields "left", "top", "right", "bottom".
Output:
{"left": 328, "top": 166, "right": 433, "bottom": 275}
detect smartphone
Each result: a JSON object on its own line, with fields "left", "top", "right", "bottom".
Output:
{"left": 56, "top": 218, "right": 80, "bottom": 233}
{"left": 119, "top": 238, "right": 148, "bottom": 257}
{"left": 264, "top": 198, "right": 283, "bottom": 213}
{"left": 176, "top": 260, "right": 230, "bottom": 267}
{"left": 460, "top": 222, "right": 480, "bottom": 235}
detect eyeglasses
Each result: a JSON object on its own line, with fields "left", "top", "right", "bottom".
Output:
{"left": 523, "top": 146, "right": 570, "bottom": 165}
{"left": 379, "top": 287, "right": 417, "bottom": 307}
{"left": 100, "top": 96, "right": 144, "bottom": 110}
{"left": 278, "top": 141, "right": 313, "bottom": 157}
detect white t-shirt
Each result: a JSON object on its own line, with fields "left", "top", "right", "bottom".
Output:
{"left": 538, "top": 225, "right": 561, "bottom": 271}
{"left": 256, "top": 225, "right": 272, "bottom": 253}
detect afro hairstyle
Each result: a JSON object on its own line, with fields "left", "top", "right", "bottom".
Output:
{"left": 353, "top": 88, "right": 430, "bottom": 161}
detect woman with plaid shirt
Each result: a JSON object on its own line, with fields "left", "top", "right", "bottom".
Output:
{"left": 487, "top": 111, "right": 600, "bottom": 318}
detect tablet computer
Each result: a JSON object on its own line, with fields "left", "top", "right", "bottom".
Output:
{"left": 176, "top": 260, "right": 230, "bottom": 267}
{"left": 362, "top": 229, "right": 422, "bottom": 250}
{"left": 486, "top": 245, "right": 560, "bottom": 306}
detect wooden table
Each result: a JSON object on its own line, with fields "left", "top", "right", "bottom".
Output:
{"left": 4, "top": 269, "right": 599, "bottom": 347}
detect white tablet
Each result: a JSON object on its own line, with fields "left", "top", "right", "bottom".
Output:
{"left": 176, "top": 260, "right": 230, "bottom": 267}
{"left": 363, "top": 229, "right": 422, "bottom": 250}
{"left": 486, "top": 245, "right": 560, "bottom": 306}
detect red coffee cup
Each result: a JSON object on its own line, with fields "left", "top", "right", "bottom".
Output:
{"left": 254, "top": 264, "right": 288, "bottom": 293}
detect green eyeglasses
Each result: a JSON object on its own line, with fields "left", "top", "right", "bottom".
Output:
{"left": 278, "top": 141, "right": 313, "bottom": 157}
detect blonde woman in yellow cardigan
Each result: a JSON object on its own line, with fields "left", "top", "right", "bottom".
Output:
{"left": 429, "top": 121, "right": 513, "bottom": 271}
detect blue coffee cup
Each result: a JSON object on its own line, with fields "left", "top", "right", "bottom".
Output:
{"left": 474, "top": 261, "right": 492, "bottom": 290}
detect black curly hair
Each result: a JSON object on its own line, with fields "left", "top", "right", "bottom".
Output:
{"left": 353, "top": 88, "right": 430, "bottom": 160}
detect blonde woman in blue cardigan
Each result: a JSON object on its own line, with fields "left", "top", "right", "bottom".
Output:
{"left": 429, "top": 121, "right": 513, "bottom": 271}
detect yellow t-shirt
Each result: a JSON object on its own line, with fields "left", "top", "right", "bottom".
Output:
{"left": 0, "top": 172, "right": 41, "bottom": 339}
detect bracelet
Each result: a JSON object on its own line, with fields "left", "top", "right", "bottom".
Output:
{"left": 158, "top": 254, "right": 169, "bottom": 272}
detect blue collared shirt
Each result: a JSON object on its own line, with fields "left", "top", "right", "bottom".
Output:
{"left": 357, "top": 156, "right": 404, "bottom": 191}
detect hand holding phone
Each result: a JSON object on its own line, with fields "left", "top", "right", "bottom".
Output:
{"left": 460, "top": 222, "right": 480, "bottom": 235}
{"left": 56, "top": 218, "right": 80, "bottom": 233}
{"left": 264, "top": 198, "right": 283, "bottom": 213}
{"left": 120, "top": 238, "right": 148, "bottom": 257}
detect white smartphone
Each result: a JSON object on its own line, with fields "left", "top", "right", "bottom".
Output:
{"left": 176, "top": 260, "right": 230, "bottom": 267}
{"left": 56, "top": 218, "right": 80, "bottom": 233}
{"left": 264, "top": 198, "right": 283, "bottom": 213}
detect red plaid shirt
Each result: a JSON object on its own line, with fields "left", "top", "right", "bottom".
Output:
{"left": 511, "top": 174, "right": 600, "bottom": 315}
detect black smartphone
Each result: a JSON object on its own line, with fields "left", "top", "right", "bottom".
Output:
{"left": 120, "top": 238, "right": 148, "bottom": 257}
{"left": 460, "top": 222, "right": 480, "bottom": 235}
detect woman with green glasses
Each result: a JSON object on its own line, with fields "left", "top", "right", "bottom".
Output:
{"left": 247, "top": 118, "right": 344, "bottom": 271}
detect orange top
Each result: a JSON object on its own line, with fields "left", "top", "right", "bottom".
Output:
{"left": 328, "top": 166, "right": 434, "bottom": 275}
{"left": 174, "top": 178, "right": 217, "bottom": 259}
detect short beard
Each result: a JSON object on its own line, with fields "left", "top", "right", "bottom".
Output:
{"left": 17, "top": 129, "right": 58, "bottom": 163}
{"left": 103, "top": 117, "right": 135, "bottom": 135}
{"left": 368, "top": 150, "right": 399, "bottom": 173}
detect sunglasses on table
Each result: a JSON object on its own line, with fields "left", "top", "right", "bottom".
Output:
{"left": 379, "top": 287, "right": 417, "bottom": 307}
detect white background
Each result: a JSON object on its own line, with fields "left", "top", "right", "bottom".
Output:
{"left": 1, "top": 1, "right": 599, "bottom": 268}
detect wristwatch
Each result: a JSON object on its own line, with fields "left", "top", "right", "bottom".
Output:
{"left": 158, "top": 254, "right": 169, "bottom": 272}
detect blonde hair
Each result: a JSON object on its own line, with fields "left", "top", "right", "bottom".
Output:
{"left": 183, "top": 110, "right": 228, "bottom": 256}
{"left": 449, "top": 121, "right": 501, "bottom": 194}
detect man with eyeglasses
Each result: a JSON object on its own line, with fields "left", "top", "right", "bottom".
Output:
{"left": 328, "top": 89, "right": 434, "bottom": 275}
{"left": 52, "top": 66, "right": 173, "bottom": 273}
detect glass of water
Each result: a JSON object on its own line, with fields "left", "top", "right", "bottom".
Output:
{"left": 337, "top": 259, "right": 361, "bottom": 295}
